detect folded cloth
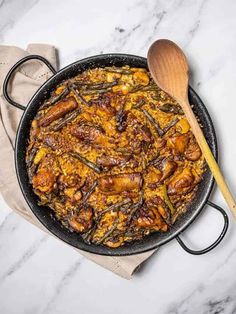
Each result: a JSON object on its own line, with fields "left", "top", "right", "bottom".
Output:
{"left": 0, "top": 44, "right": 156, "bottom": 279}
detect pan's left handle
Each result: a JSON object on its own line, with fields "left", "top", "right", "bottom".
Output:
{"left": 3, "top": 55, "right": 57, "bottom": 111}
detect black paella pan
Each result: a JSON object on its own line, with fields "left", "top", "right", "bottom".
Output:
{"left": 3, "top": 53, "right": 229, "bottom": 256}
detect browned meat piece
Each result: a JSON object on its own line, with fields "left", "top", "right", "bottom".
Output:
{"left": 127, "top": 118, "right": 154, "bottom": 153}
{"left": 42, "top": 133, "right": 71, "bottom": 151}
{"left": 32, "top": 168, "right": 56, "bottom": 193}
{"left": 145, "top": 168, "right": 162, "bottom": 189}
{"left": 167, "top": 168, "right": 201, "bottom": 195}
{"left": 39, "top": 97, "right": 77, "bottom": 127}
{"left": 98, "top": 172, "right": 142, "bottom": 194}
{"left": 168, "top": 132, "right": 202, "bottom": 161}
{"left": 184, "top": 136, "right": 202, "bottom": 161}
{"left": 136, "top": 203, "right": 168, "bottom": 231}
{"left": 146, "top": 196, "right": 171, "bottom": 224}
{"left": 159, "top": 159, "right": 177, "bottom": 182}
{"left": 116, "top": 109, "right": 128, "bottom": 132}
{"left": 89, "top": 95, "right": 116, "bottom": 117}
{"left": 168, "top": 133, "right": 189, "bottom": 154}
{"left": 131, "top": 118, "right": 153, "bottom": 144}
{"left": 68, "top": 206, "right": 93, "bottom": 233}
{"left": 70, "top": 123, "right": 107, "bottom": 146}
{"left": 96, "top": 154, "right": 130, "bottom": 168}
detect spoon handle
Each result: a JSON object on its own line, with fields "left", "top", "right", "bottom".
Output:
{"left": 181, "top": 98, "right": 236, "bottom": 218}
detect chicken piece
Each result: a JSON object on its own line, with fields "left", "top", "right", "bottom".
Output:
{"left": 131, "top": 117, "right": 153, "bottom": 144}
{"left": 32, "top": 168, "right": 56, "bottom": 193}
{"left": 159, "top": 159, "right": 177, "bottom": 182}
{"left": 68, "top": 206, "right": 93, "bottom": 233}
{"left": 89, "top": 95, "right": 116, "bottom": 117}
{"left": 131, "top": 124, "right": 153, "bottom": 153}
{"left": 39, "top": 97, "right": 77, "bottom": 127}
{"left": 146, "top": 196, "right": 171, "bottom": 224}
{"left": 136, "top": 204, "right": 167, "bottom": 231}
{"left": 168, "top": 133, "right": 189, "bottom": 154}
{"left": 70, "top": 123, "right": 107, "bottom": 146}
{"left": 98, "top": 172, "right": 142, "bottom": 194}
{"left": 127, "top": 115, "right": 153, "bottom": 153}
{"left": 132, "top": 71, "right": 150, "bottom": 86}
{"left": 145, "top": 167, "right": 162, "bottom": 190}
{"left": 96, "top": 154, "right": 130, "bottom": 168}
{"left": 32, "top": 154, "right": 58, "bottom": 193}
{"left": 184, "top": 135, "right": 202, "bottom": 161}
{"left": 167, "top": 168, "right": 201, "bottom": 195}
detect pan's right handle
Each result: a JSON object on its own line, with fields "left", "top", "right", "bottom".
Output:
{"left": 3, "top": 55, "right": 57, "bottom": 111}
{"left": 176, "top": 201, "right": 229, "bottom": 255}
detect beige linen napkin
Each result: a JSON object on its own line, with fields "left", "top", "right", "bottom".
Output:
{"left": 0, "top": 44, "right": 156, "bottom": 279}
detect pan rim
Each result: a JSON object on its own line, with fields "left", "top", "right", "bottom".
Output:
{"left": 14, "top": 53, "right": 217, "bottom": 256}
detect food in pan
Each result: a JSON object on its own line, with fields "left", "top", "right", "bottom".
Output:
{"left": 26, "top": 66, "right": 205, "bottom": 248}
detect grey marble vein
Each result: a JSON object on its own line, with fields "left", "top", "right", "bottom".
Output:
{"left": 166, "top": 248, "right": 236, "bottom": 314}
{"left": 41, "top": 258, "right": 83, "bottom": 314}
{"left": 0, "top": 0, "right": 40, "bottom": 41}
{"left": 0, "top": 235, "right": 48, "bottom": 283}
{"left": 0, "top": 212, "right": 13, "bottom": 232}
{"left": 183, "top": 0, "right": 209, "bottom": 48}
{"left": 141, "top": 9, "right": 167, "bottom": 50}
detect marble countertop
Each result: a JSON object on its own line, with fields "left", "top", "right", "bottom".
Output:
{"left": 1, "top": 0, "right": 236, "bottom": 313}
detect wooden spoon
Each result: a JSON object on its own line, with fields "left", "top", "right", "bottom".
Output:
{"left": 148, "top": 39, "right": 236, "bottom": 218}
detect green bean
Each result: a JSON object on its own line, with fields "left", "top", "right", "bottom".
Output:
{"left": 41, "top": 87, "right": 69, "bottom": 109}
{"left": 148, "top": 155, "right": 164, "bottom": 167}
{"left": 162, "top": 118, "right": 179, "bottom": 134}
{"left": 94, "top": 218, "right": 119, "bottom": 244}
{"left": 70, "top": 152, "right": 102, "bottom": 173}
{"left": 70, "top": 84, "right": 90, "bottom": 106}
{"left": 26, "top": 147, "right": 37, "bottom": 167}
{"left": 84, "top": 81, "right": 118, "bottom": 90}
{"left": 163, "top": 184, "right": 175, "bottom": 215}
{"left": 81, "top": 88, "right": 112, "bottom": 95}
{"left": 95, "top": 198, "right": 132, "bottom": 222}
{"left": 158, "top": 103, "right": 184, "bottom": 115}
{"left": 104, "top": 67, "right": 133, "bottom": 74}
{"left": 79, "top": 181, "right": 98, "bottom": 207}
{"left": 126, "top": 187, "right": 144, "bottom": 226}
{"left": 141, "top": 109, "right": 164, "bottom": 136}
{"left": 132, "top": 98, "right": 146, "bottom": 109}
{"left": 130, "top": 84, "right": 158, "bottom": 94}
{"left": 50, "top": 109, "right": 81, "bottom": 131}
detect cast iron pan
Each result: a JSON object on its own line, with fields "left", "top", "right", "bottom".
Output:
{"left": 3, "top": 54, "right": 229, "bottom": 256}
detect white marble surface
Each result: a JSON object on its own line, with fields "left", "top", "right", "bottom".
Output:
{"left": 1, "top": 0, "right": 236, "bottom": 313}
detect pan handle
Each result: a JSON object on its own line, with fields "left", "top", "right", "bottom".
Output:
{"left": 3, "top": 55, "right": 57, "bottom": 111}
{"left": 175, "top": 201, "right": 229, "bottom": 255}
